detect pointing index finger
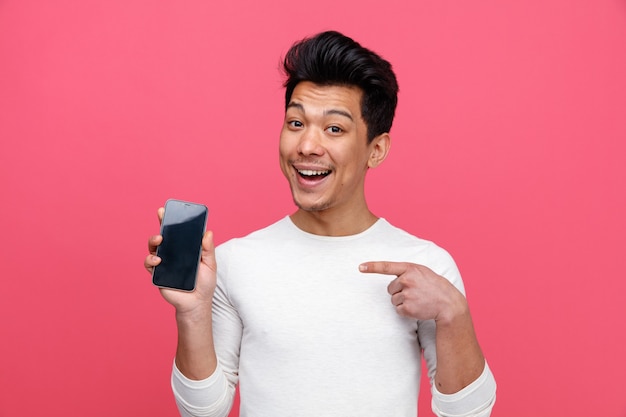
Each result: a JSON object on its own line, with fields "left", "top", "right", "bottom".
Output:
{"left": 359, "top": 261, "right": 409, "bottom": 276}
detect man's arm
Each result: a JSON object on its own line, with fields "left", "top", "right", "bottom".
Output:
{"left": 145, "top": 209, "right": 219, "bottom": 379}
{"left": 174, "top": 302, "right": 218, "bottom": 380}
{"left": 424, "top": 278, "right": 484, "bottom": 393}
{"left": 359, "top": 261, "right": 496, "bottom": 414}
{"left": 145, "top": 208, "right": 234, "bottom": 416}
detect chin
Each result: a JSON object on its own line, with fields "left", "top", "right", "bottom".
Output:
{"left": 293, "top": 197, "right": 332, "bottom": 213}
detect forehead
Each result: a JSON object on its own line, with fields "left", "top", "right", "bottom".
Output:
{"left": 288, "top": 81, "right": 364, "bottom": 117}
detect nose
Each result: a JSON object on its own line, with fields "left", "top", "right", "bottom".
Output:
{"left": 297, "top": 127, "right": 324, "bottom": 156}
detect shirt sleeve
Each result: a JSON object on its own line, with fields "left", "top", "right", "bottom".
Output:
{"left": 431, "top": 362, "right": 497, "bottom": 417}
{"left": 171, "top": 362, "right": 235, "bottom": 417}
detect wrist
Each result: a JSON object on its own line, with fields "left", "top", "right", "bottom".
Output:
{"left": 175, "top": 302, "right": 213, "bottom": 326}
{"left": 435, "top": 290, "right": 469, "bottom": 326}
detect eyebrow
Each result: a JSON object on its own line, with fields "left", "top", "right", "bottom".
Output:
{"left": 286, "top": 102, "right": 354, "bottom": 121}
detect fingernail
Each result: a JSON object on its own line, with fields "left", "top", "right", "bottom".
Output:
{"left": 359, "top": 264, "right": 367, "bottom": 271}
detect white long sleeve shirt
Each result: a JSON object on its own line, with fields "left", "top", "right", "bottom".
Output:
{"left": 172, "top": 217, "right": 496, "bottom": 416}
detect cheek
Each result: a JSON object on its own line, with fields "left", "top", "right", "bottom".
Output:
{"left": 278, "top": 142, "right": 293, "bottom": 177}
{"left": 334, "top": 146, "right": 369, "bottom": 170}
{"left": 278, "top": 132, "right": 296, "bottom": 157}
{"left": 278, "top": 145, "right": 292, "bottom": 171}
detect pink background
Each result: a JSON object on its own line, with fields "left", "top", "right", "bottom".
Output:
{"left": 1, "top": 0, "right": 625, "bottom": 416}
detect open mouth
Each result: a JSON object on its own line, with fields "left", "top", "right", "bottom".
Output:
{"left": 297, "top": 169, "right": 331, "bottom": 179}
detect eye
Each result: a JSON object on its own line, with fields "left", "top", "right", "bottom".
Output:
{"left": 287, "top": 120, "right": 303, "bottom": 129}
{"left": 327, "top": 125, "right": 343, "bottom": 134}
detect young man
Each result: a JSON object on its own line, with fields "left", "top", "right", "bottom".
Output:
{"left": 145, "top": 31, "right": 496, "bottom": 416}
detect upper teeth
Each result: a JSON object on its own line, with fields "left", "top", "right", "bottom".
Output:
{"left": 299, "top": 169, "right": 329, "bottom": 176}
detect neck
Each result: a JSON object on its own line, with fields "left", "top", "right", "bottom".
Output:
{"left": 290, "top": 207, "right": 379, "bottom": 237}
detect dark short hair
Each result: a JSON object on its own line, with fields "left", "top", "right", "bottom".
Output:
{"left": 282, "top": 31, "right": 399, "bottom": 142}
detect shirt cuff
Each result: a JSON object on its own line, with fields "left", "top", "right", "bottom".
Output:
{"left": 431, "top": 361, "right": 497, "bottom": 417}
{"left": 171, "top": 361, "right": 232, "bottom": 417}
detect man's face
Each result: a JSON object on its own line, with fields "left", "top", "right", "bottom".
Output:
{"left": 279, "top": 81, "right": 378, "bottom": 214}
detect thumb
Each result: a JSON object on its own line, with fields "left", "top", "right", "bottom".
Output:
{"left": 201, "top": 230, "right": 217, "bottom": 271}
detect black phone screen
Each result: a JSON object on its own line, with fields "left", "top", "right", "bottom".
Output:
{"left": 152, "top": 199, "right": 208, "bottom": 291}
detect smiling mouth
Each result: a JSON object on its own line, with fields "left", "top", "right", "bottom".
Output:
{"left": 297, "top": 169, "right": 331, "bottom": 179}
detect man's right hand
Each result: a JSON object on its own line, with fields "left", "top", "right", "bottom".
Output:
{"left": 144, "top": 207, "right": 218, "bottom": 315}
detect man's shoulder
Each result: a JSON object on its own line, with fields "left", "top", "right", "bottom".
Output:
{"left": 377, "top": 218, "right": 455, "bottom": 262}
{"left": 377, "top": 218, "right": 440, "bottom": 247}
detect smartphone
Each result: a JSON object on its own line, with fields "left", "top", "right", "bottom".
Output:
{"left": 152, "top": 199, "right": 208, "bottom": 292}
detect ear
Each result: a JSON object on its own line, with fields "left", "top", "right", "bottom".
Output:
{"left": 367, "top": 133, "right": 391, "bottom": 168}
